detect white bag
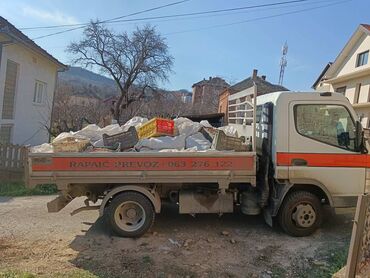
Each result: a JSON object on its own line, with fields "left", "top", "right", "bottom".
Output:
{"left": 200, "top": 120, "right": 212, "bottom": 128}
{"left": 122, "top": 116, "right": 148, "bottom": 131}
{"left": 218, "top": 125, "right": 238, "bottom": 137}
{"left": 186, "top": 132, "right": 211, "bottom": 151}
{"left": 136, "top": 134, "right": 186, "bottom": 150}
{"left": 74, "top": 124, "right": 102, "bottom": 142}
{"left": 30, "top": 143, "right": 54, "bottom": 153}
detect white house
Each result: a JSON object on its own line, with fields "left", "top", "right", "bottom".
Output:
{"left": 0, "top": 16, "right": 66, "bottom": 145}
{"left": 313, "top": 24, "right": 370, "bottom": 127}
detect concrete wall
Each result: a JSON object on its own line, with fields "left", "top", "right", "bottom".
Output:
{"left": 0, "top": 42, "right": 58, "bottom": 145}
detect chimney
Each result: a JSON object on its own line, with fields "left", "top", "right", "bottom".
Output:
{"left": 252, "top": 69, "right": 258, "bottom": 80}
{"left": 209, "top": 76, "right": 212, "bottom": 80}
{"left": 261, "top": 75, "right": 266, "bottom": 81}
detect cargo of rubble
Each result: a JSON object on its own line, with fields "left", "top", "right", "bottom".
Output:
{"left": 30, "top": 116, "right": 249, "bottom": 153}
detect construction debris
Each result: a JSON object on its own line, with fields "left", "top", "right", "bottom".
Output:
{"left": 31, "top": 116, "right": 250, "bottom": 153}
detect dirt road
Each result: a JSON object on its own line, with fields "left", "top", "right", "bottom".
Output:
{"left": 0, "top": 195, "right": 355, "bottom": 277}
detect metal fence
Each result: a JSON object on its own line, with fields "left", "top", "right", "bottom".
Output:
{"left": 0, "top": 144, "right": 27, "bottom": 182}
{"left": 345, "top": 194, "right": 370, "bottom": 277}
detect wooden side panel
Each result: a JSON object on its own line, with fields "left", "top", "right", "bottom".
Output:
{"left": 32, "top": 155, "right": 255, "bottom": 172}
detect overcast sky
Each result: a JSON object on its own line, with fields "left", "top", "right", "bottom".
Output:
{"left": 1, "top": 0, "right": 369, "bottom": 91}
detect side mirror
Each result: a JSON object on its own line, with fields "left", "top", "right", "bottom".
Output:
{"left": 355, "top": 121, "right": 365, "bottom": 153}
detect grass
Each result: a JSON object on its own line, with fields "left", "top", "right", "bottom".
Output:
{"left": 0, "top": 270, "right": 35, "bottom": 278}
{"left": 292, "top": 245, "right": 348, "bottom": 278}
{"left": 0, "top": 270, "right": 99, "bottom": 278}
{"left": 0, "top": 182, "right": 57, "bottom": 197}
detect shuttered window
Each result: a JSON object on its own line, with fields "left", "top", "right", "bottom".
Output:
{"left": 33, "top": 80, "right": 46, "bottom": 104}
{"left": 0, "top": 125, "right": 12, "bottom": 144}
{"left": 2, "top": 60, "right": 18, "bottom": 119}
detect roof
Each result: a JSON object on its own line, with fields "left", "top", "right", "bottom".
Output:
{"left": 324, "top": 24, "right": 370, "bottom": 78}
{"left": 230, "top": 76, "right": 288, "bottom": 96}
{"left": 0, "top": 16, "right": 66, "bottom": 69}
{"left": 311, "top": 62, "right": 332, "bottom": 89}
{"left": 192, "top": 77, "right": 229, "bottom": 88}
{"left": 361, "top": 24, "right": 370, "bottom": 32}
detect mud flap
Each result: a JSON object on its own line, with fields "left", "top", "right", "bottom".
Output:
{"left": 47, "top": 195, "right": 73, "bottom": 212}
{"left": 263, "top": 208, "right": 273, "bottom": 227}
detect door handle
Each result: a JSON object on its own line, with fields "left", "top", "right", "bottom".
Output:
{"left": 291, "top": 158, "right": 307, "bottom": 166}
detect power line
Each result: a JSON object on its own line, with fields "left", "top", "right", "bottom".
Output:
{"left": 163, "top": 0, "right": 351, "bottom": 36}
{"left": 30, "top": 0, "right": 191, "bottom": 39}
{"left": 21, "top": 0, "right": 191, "bottom": 30}
{"left": 95, "top": 0, "right": 341, "bottom": 30}
{"left": 30, "top": 0, "right": 350, "bottom": 41}
{"left": 25, "top": 0, "right": 316, "bottom": 32}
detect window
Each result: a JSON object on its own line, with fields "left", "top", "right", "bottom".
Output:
{"left": 354, "top": 83, "right": 361, "bottom": 104}
{"left": 33, "top": 80, "right": 47, "bottom": 104}
{"left": 335, "top": 86, "right": 346, "bottom": 95}
{"left": 356, "top": 50, "right": 369, "bottom": 67}
{"left": 2, "top": 60, "right": 18, "bottom": 119}
{"left": 0, "top": 125, "right": 12, "bottom": 144}
{"left": 295, "top": 104, "right": 356, "bottom": 151}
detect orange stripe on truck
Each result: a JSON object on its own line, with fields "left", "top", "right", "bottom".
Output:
{"left": 277, "top": 152, "right": 369, "bottom": 167}
{"left": 32, "top": 156, "right": 254, "bottom": 172}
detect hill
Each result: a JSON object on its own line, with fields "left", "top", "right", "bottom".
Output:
{"left": 58, "top": 66, "right": 117, "bottom": 99}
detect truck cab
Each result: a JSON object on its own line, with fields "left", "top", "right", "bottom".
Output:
{"left": 250, "top": 91, "right": 368, "bottom": 236}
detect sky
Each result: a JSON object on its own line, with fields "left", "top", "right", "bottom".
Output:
{"left": 0, "top": 0, "right": 369, "bottom": 92}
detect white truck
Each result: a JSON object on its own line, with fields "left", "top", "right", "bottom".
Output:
{"left": 26, "top": 91, "right": 369, "bottom": 238}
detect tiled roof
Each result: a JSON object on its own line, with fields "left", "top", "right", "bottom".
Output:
{"left": 361, "top": 24, "right": 370, "bottom": 31}
{"left": 230, "top": 76, "right": 288, "bottom": 95}
{"left": 0, "top": 16, "right": 66, "bottom": 68}
{"left": 192, "top": 77, "right": 229, "bottom": 88}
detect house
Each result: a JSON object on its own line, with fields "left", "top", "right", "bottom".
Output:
{"left": 218, "top": 69, "right": 288, "bottom": 124}
{"left": 313, "top": 24, "right": 370, "bottom": 127}
{"left": 69, "top": 95, "right": 101, "bottom": 107}
{"left": 0, "top": 16, "right": 66, "bottom": 145}
{"left": 192, "top": 77, "right": 229, "bottom": 114}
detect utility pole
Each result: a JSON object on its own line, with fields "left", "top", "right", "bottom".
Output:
{"left": 278, "top": 42, "right": 288, "bottom": 86}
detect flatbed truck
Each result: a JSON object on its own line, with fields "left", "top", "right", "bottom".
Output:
{"left": 26, "top": 91, "right": 369, "bottom": 237}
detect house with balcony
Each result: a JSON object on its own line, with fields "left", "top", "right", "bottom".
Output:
{"left": 313, "top": 24, "right": 370, "bottom": 127}
{"left": 0, "top": 16, "right": 66, "bottom": 145}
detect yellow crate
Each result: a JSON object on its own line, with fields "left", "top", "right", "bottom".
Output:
{"left": 137, "top": 118, "right": 174, "bottom": 139}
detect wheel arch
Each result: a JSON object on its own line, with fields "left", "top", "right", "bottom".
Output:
{"left": 99, "top": 185, "right": 161, "bottom": 217}
{"left": 272, "top": 181, "right": 333, "bottom": 217}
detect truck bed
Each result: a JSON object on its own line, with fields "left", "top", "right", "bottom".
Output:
{"left": 26, "top": 151, "right": 256, "bottom": 187}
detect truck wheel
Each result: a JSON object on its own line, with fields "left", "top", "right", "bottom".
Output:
{"left": 278, "top": 191, "right": 322, "bottom": 237}
{"left": 106, "top": 191, "right": 155, "bottom": 238}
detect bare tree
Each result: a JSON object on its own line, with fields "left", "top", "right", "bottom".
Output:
{"left": 51, "top": 82, "right": 108, "bottom": 135}
{"left": 67, "top": 21, "right": 173, "bottom": 124}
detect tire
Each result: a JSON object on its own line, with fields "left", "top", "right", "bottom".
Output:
{"left": 106, "top": 191, "right": 155, "bottom": 238}
{"left": 278, "top": 191, "right": 323, "bottom": 237}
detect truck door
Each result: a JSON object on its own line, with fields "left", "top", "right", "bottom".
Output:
{"left": 286, "top": 101, "right": 365, "bottom": 207}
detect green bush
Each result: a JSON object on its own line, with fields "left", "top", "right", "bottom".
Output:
{"left": 0, "top": 182, "right": 57, "bottom": 197}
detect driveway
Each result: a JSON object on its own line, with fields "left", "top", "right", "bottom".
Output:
{"left": 0, "top": 196, "right": 355, "bottom": 277}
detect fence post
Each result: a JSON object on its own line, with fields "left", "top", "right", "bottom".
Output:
{"left": 345, "top": 194, "right": 369, "bottom": 277}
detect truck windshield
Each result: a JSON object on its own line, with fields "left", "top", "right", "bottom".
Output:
{"left": 295, "top": 104, "right": 356, "bottom": 151}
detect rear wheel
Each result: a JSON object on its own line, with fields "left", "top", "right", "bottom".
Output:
{"left": 106, "top": 191, "right": 155, "bottom": 238}
{"left": 278, "top": 191, "right": 322, "bottom": 237}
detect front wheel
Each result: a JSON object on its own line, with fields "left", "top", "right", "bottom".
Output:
{"left": 106, "top": 191, "right": 155, "bottom": 238}
{"left": 278, "top": 191, "right": 323, "bottom": 237}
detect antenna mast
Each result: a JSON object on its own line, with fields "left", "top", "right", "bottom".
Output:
{"left": 278, "top": 42, "right": 288, "bottom": 86}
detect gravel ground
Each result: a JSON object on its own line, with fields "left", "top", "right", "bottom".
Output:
{"left": 0, "top": 195, "right": 355, "bottom": 277}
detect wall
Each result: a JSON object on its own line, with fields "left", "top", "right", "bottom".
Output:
{"left": 218, "top": 90, "right": 229, "bottom": 123}
{"left": 0, "top": 42, "right": 58, "bottom": 146}
{"left": 335, "top": 34, "right": 370, "bottom": 77}
{"left": 317, "top": 30, "right": 370, "bottom": 127}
